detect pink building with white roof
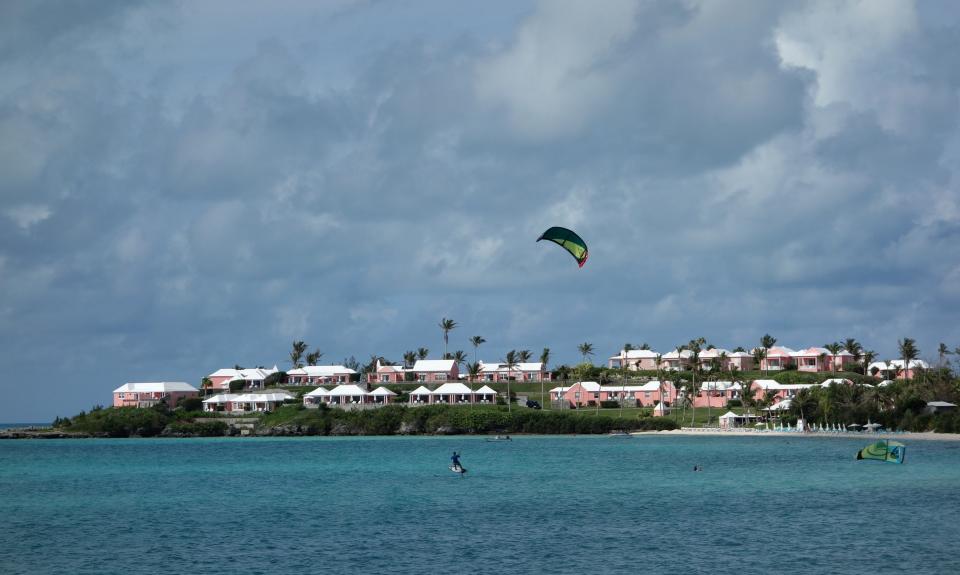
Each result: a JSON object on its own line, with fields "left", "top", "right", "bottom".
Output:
{"left": 661, "top": 349, "right": 692, "bottom": 371}
{"left": 366, "top": 361, "right": 406, "bottom": 384}
{"left": 479, "top": 362, "right": 550, "bottom": 382}
{"left": 793, "top": 347, "right": 831, "bottom": 372}
{"left": 607, "top": 349, "right": 659, "bottom": 371}
{"left": 759, "top": 347, "right": 796, "bottom": 371}
{"left": 411, "top": 359, "right": 459, "bottom": 383}
{"left": 113, "top": 382, "right": 199, "bottom": 409}
{"left": 550, "top": 381, "right": 674, "bottom": 408}
{"left": 206, "top": 367, "right": 280, "bottom": 390}
{"left": 286, "top": 365, "right": 357, "bottom": 385}
{"left": 726, "top": 351, "right": 754, "bottom": 371}
{"left": 693, "top": 381, "right": 743, "bottom": 408}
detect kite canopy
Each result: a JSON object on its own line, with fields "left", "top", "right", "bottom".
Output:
{"left": 856, "top": 440, "right": 906, "bottom": 464}
{"left": 537, "top": 226, "right": 589, "bottom": 268}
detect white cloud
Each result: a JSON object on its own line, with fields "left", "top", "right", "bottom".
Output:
{"left": 475, "top": 0, "right": 640, "bottom": 140}
{"left": 4, "top": 204, "right": 51, "bottom": 230}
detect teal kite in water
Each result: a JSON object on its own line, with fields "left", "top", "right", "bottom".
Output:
{"left": 537, "top": 226, "right": 588, "bottom": 268}
{"left": 856, "top": 439, "right": 905, "bottom": 464}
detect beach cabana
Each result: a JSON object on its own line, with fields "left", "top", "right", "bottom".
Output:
{"left": 410, "top": 386, "right": 432, "bottom": 405}
{"left": 369, "top": 387, "right": 397, "bottom": 405}
{"left": 719, "top": 411, "right": 759, "bottom": 429}
{"left": 652, "top": 401, "right": 671, "bottom": 417}
{"left": 303, "top": 387, "right": 330, "bottom": 407}
{"left": 474, "top": 385, "right": 498, "bottom": 404}
{"left": 325, "top": 384, "right": 371, "bottom": 405}
{"left": 203, "top": 393, "right": 237, "bottom": 412}
{"left": 430, "top": 382, "right": 476, "bottom": 404}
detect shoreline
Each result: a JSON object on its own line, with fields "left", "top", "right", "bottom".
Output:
{"left": 648, "top": 428, "right": 960, "bottom": 442}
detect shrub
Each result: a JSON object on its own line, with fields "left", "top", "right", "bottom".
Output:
{"left": 599, "top": 400, "right": 620, "bottom": 409}
{"left": 228, "top": 379, "right": 245, "bottom": 392}
{"left": 167, "top": 420, "right": 228, "bottom": 436}
{"left": 177, "top": 397, "right": 204, "bottom": 412}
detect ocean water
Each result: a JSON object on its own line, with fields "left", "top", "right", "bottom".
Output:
{"left": 1, "top": 435, "right": 958, "bottom": 575}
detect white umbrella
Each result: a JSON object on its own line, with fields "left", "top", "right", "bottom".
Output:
{"left": 847, "top": 423, "right": 861, "bottom": 429}
{"left": 863, "top": 422, "right": 882, "bottom": 431}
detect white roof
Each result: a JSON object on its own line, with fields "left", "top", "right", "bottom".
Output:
{"left": 475, "top": 385, "right": 497, "bottom": 394}
{"left": 410, "top": 386, "right": 433, "bottom": 395}
{"left": 728, "top": 351, "right": 752, "bottom": 358}
{"left": 114, "top": 382, "right": 198, "bottom": 393}
{"left": 719, "top": 411, "right": 740, "bottom": 419}
{"left": 698, "top": 348, "right": 730, "bottom": 359}
{"left": 794, "top": 347, "right": 830, "bottom": 356}
{"left": 480, "top": 362, "right": 544, "bottom": 373}
{"left": 203, "top": 393, "right": 238, "bottom": 404}
{"left": 610, "top": 349, "right": 659, "bottom": 360}
{"left": 412, "top": 359, "right": 456, "bottom": 372}
{"left": 576, "top": 381, "right": 601, "bottom": 391}
{"left": 431, "top": 383, "right": 475, "bottom": 395}
{"left": 752, "top": 379, "right": 815, "bottom": 391}
{"left": 304, "top": 387, "right": 331, "bottom": 397}
{"left": 236, "top": 392, "right": 293, "bottom": 402}
{"left": 326, "top": 384, "right": 370, "bottom": 397}
{"left": 768, "top": 399, "right": 792, "bottom": 411}
{"left": 207, "top": 367, "right": 278, "bottom": 380}
{"left": 699, "top": 381, "right": 742, "bottom": 391}
{"left": 927, "top": 401, "right": 957, "bottom": 408}
{"left": 600, "top": 381, "right": 663, "bottom": 392}
{"left": 287, "top": 365, "right": 357, "bottom": 377}
{"left": 369, "top": 387, "right": 397, "bottom": 396}
{"left": 820, "top": 378, "right": 853, "bottom": 387}
{"left": 662, "top": 349, "right": 693, "bottom": 359}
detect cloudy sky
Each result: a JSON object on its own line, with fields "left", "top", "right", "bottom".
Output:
{"left": 2, "top": 0, "right": 959, "bottom": 421}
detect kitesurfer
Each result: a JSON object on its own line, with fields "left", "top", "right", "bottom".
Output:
{"left": 451, "top": 451, "right": 463, "bottom": 472}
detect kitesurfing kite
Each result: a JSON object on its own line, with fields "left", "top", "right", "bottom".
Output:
{"left": 856, "top": 439, "right": 906, "bottom": 464}
{"left": 537, "top": 226, "right": 589, "bottom": 268}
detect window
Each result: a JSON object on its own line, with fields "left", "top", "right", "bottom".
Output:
{"left": 118, "top": 393, "right": 125, "bottom": 399}
{"left": 434, "top": 374, "right": 445, "bottom": 381}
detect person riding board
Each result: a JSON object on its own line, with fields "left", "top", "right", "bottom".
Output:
{"left": 451, "top": 451, "right": 463, "bottom": 473}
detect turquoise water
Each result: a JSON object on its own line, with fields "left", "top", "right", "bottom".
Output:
{"left": 1, "top": 435, "right": 958, "bottom": 574}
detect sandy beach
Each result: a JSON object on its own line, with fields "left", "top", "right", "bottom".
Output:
{"left": 649, "top": 428, "right": 960, "bottom": 441}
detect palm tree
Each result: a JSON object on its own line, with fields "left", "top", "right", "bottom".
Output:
{"left": 937, "top": 343, "right": 951, "bottom": 369}
{"left": 540, "top": 348, "right": 551, "bottom": 409}
{"left": 862, "top": 350, "right": 877, "bottom": 376}
{"left": 305, "top": 348, "right": 323, "bottom": 366}
{"left": 502, "top": 350, "right": 518, "bottom": 413}
{"left": 467, "top": 361, "right": 482, "bottom": 382}
{"left": 760, "top": 334, "right": 777, "bottom": 375}
{"left": 417, "top": 347, "right": 429, "bottom": 361}
{"left": 639, "top": 343, "right": 651, "bottom": 350}
{"left": 289, "top": 340, "right": 308, "bottom": 369}
{"left": 518, "top": 349, "right": 532, "bottom": 363}
{"left": 898, "top": 338, "right": 919, "bottom": 380}
{"left": 451, "top": 350, "right": 468, "bottom": 372}
{"left": 470, "top": 336, "right": 486, "bottom": 365}
{"left": 687, "top": 337, "right": 705, "bottom": 426}
{"left": 403, "top": 350, "right": 417, "bottom": 369}
{"left": 439, "top": 317, "right": 457, "bottom": 358}
{"left": 824, "top": 342, "right": 843, "bottom": 375}
{"left": 578, "top": 342, "right": 594, "bottom": 364}
{"left": 844, "top": 338, "right": 862, "bottom": 371}
{"left": 200, "top": 377, "right": 213, "bottom": 398}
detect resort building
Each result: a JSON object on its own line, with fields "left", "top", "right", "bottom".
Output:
{"left": 478, "top": 362, "right": 551, "bottom": 382}
{"left": 113, "top": 382, "right": 199, "bottom": 409}
{"left": 202, "top": 391, "right": 294, "bottom": 413}
{"left": 752, "top": 379, "right": 815, "bottom": 401}
{"left": 405, "top": 384, "right": 498, "bottom": 405}
{"left": 550, "top": 381, "right": 674, "bottom": 408}
{"left": 607, "top": 349, "right": 659, "bottom": 371}
{"left": 759, "top": 347, "right": 796, "bottom": 371}
{"left": 793, "top": 347, "right": 832, "bottom": 372}
{"left": 867, "top": 359, "right": 930, "bottom": 379}
{"left": 661, "top": 349, "right": 693, "bottom": 371}
{"left": 366, "top": 361, "right": 406, "bottom": 384}
{"left": 206, "top": 366, "right": 280, "bottom": 390}
{"left": 411, "top": 359, "right": 459, "bottom": 382}
{"left": 727, "top": 351, "right": 754, "bottom": 371}
{"left": 694, "top": 381, "right": 743, "bottom": 408}
{"left": 301, "top": 384, "right": 398, "bottom": 408}
{"left": 285, "top": 365, "right": 357, "bottom": 385}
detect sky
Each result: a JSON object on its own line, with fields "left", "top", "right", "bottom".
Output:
{"left": 2, "top": 0, "right": 959, "bottom": 421}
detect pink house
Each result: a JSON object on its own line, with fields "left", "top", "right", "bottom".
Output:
{"left": 479, "top": 362, "right": 551, "bottom": 382}
{"left": 661, "top": 349, "right": 693, "bottom": 371}
{"left": 411, "top": 359, "right": 459, "bottom": 383}
{"left": 286, "top": 365, "right": 357, "bottom": 385}
{"left": 607, "top": 349, "right": 659, "bottom": 371}
{"left": 113, "top": 382, "right": 199, "bottom": 409}
{"left": 550, "top": 381, "right": 674, "bottom": 408}
{"left": 366, "top": 362, "right": 407, "bottom": 384}
{"left": 727, "top": 351, "right": 754, "bottom": 371}
{"left": 693, "top": 381, "right": 743, "bottom": 408}
{"left": 759, "top": 347, "right": 796, "bottom": 371}
{"left": 868, "top": 359, "right": 929, "bottom": 380}
{"left": 752, "top": 379, "right": 815, "bottom": 402}
{"left": 206, "top": 367, "right": 279, "bottom": 390}
{"left": 793, "top": 347, "right": 832, "bottom": 372}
